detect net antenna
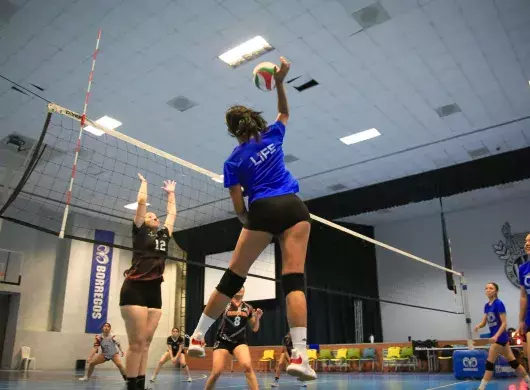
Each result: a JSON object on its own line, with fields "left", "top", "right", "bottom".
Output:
{"left": 310, "top": 215, "right": 473, "bottom": 348}
{"left": 59, "top": 29, "right": 102, "bottom": 239}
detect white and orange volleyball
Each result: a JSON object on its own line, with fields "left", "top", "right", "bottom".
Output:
{"left": 252, "top": 62, "right": 277, "bottom": 91}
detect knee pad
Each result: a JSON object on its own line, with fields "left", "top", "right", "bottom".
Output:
{"left": 181, "top": 364, "right": 187, "bottom": 369}
{"left": 216, "top": 269, "right": 246, "bottom": 298}
{"left": 485, "top": 360, "right": 495, "bottom": 371}
{"left": 282, "top": 273, "right": 306, "bottom": 297}
{"left": 509, "top": 360, "right": 520, "bottom": 369}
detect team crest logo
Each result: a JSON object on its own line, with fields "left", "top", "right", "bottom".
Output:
{"left": 492, "top": 222, "right": 529, "bottom": 288}
{"left": 463, "top": 357, "right": 478, "bottom": 369}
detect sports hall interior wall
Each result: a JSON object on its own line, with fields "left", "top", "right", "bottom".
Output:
{"left": 0, "top": 205, "right": 182, "bottom": 370}
{"left": 174, "top": 218, "right": 382, "bottom": 347}
{"left": 375, "top": 195, "right": 530, "bottom": 342}
{"left": 305, "top": 146, "right": 530, "bottom": 220}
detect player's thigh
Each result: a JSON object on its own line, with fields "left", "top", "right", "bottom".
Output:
{"left": 233, "top": 344, "right": 253, "bottom": 370}
{"left": 179, "top": 353, "right": 187, "bottom": 366}
{"left": 90, "top": 354, "right": 107, "bottom": 366}
{"left": 159, "top": 351, "right": 171, "bottom": 364}
{"left": 111, "top": 354, "right": 124, "bottom": 366}
{"left": 211, "top": 348, "right": 231, "bottom": 374}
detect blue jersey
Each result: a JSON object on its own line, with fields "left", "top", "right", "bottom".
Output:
{"left": 484, "top": 299, "right": 509, "bottom": 344}
{"left": 519, "top": 261, "right": 530, "bottom": 324}
{"left": 223, "top": 121, "right": 299, "bottom": 204}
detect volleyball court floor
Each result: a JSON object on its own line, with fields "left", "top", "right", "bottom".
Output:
{"left": 0, "top": 370, "right": 527, "bottom": 389}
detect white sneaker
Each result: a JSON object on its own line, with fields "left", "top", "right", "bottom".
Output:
{"left": 187, "top": 333, "right": 206, "bottom": 358}
{"left": 271, "top": 380, "right": 280, "bottom": 387}
{"left": 149, "top": 377, "right": 156, "bottom": 383}
{"left": 186, "top": 377, "right": 192, "bottom": 382}
{"left": 286, "top": 349, "right": 317, "bottom": 382}
{"left": 79, "top": 377, "right": 89, "bottom": 382}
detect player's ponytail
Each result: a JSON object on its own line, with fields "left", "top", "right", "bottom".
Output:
{"left": 226, "top": 105, "right": 268, "bottom": 143}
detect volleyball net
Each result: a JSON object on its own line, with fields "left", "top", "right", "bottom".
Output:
{"left": 0, "top": 101, "right": 474, "bottom": 345}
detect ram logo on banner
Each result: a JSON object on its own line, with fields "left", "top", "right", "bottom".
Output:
{"left": 85, "top": 230, "right": 115, "bottom": 333}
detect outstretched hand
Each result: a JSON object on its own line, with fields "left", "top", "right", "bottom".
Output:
{"left": 274, "top": 57, "right": 290, "bottom": 83}
{"left": 162, "top": 180, "right": 176, "bottom": 194}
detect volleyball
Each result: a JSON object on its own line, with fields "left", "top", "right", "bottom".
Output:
{"left": 252, "top": 62, "right": 277, "bottom": 92}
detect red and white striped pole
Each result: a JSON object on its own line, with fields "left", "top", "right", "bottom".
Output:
{"left": 59, "top": 29, "right": 102, "bottom": 239}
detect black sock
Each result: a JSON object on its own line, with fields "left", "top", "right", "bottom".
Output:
{"left": 122, "top": 374, "right": 127, "bottom": 381}
{"left": 137, "top": 375, "right": 146, "bottom": 390}
{"left": 275, "top": 377, "right": 279, "bottom": 381}
{"left": 126, "top": 377, "right": 137, "bottom": 390}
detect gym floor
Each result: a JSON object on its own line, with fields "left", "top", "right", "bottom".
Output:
{"left": 0, "top": 370, "right": 525, "bottom": 389}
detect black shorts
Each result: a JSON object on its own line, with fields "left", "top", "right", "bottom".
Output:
{"left": 246, "top": 194, "right": 310, "bottom": 235}
{"left": 213, "top": 339, "right": 246, "bottom": 355}
{"left": 119, "top": 278, "right": 162, "bottom": 309}
{"left": 495, "top": 341, "right": 507, "bottom": 347}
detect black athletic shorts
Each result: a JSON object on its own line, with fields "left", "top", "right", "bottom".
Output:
{"left": 246, "top": 193, "right": 310, "bottom": 235}
{"left": 495, "top": 341, "right": 507, "bottom": 347}
{"left": 119, "top": 278, "right": 162, "bottom": 309}
{"left": 213, "top": 339, "right": 246, "bottom": 355}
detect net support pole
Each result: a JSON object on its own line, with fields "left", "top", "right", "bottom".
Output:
{"left": 59, "top": 29, "right": 101, "bottom": 239}
{"left": 459, "top": 274, "right": 474, "bottom": 349}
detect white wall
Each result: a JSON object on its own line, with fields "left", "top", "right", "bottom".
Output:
{"left": 204, "top": 244, "right": 276, "bottom": 304}
{"left": 376, "top": 197, "right": 530, "bottom": 342}
{"left": 1, "top": 211, "right": 180, "bottom": 370}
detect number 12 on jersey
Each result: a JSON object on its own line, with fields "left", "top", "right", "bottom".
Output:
{"left": 155, "top": 239, "right": 167, "bottom": 252}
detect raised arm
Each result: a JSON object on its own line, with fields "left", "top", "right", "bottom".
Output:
{"left": 229, "top": 185, "right": 248, "bottom": 225}
{"left": 134, "top": 173, "right": 148, "bottom": 228}
{"left": 274, "top": 57, "right": 290, "bottom": 125}
{"left": 163, "top": 180, "right": 177, "bottom": 233}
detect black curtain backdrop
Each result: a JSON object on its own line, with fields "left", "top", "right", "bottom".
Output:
{"left": 305, "top": 222, "right": 382, "bottom": 343}
{"left": 174, "top": 218, "right": 382, "bottom": 346}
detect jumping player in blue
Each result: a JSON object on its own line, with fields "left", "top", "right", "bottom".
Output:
{"left": 474, "top": 282, "right": 530, "bottom": 389}
{"left": 188, "top": 57, "right": 317, "bottom": 382}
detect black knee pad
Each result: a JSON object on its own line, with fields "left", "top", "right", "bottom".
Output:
{"left": 216, "top": 269, "right": 246, "bottom": 298}
{"left": 485, "top": 360, "right": 495, "bottom": 371}
{"left": 181, "top": 364, "right": 187, "bottom": 369}
{"left": 282, "top": 273, "right": 305, "bottom": 297}
{"left": 509, "top": 360, "right": 520, "bottom": 369}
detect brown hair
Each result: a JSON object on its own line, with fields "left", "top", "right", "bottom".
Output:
{"left": 225, "top": 105, "right": 268, "bottom": 142}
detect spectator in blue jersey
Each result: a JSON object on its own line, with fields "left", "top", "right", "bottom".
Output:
{"left": 188, "top": 57, "right": 316, "bottom": 382}
{"left": 518, "top": 236, "right": 530, "bottom": 360}
{"left": 474, "top": 282, "right": 530, "bottom": 389}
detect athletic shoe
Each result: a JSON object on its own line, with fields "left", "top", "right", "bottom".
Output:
{"left": 186, "top": 377, "right": 192, "bottom": 382}
{"left": 271, "top": 379, "right": 280, "bottom": 387}
{"left": 78, "top": 377, "right": 88, "bottom": 382}
{"left": 187, "top": 333, "right": 206, "bottom": 358}
{"left": 149, "top": 377, "right": 156, "bottom": 383}
{"left": 286, "top": 349, "right": 317, "bottom": 382}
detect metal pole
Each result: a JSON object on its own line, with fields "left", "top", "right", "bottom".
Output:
{"left": 459, "top": 274, "right": 474, "bottom": 350}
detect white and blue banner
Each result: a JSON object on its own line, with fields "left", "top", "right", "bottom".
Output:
{"left": 85, "top": 230, "right": 115, "bottom": 334}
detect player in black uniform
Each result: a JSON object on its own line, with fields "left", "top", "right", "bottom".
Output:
{"left": 120, "top": 173, "right": 177, "bottom": 390}
{"left": 205, "top": 287, "right": 263, "bottom": 390}
{"left": 150, "top": 327, "right": 191, "bottom": 383}
{"left": 271, "top": 333, "right": 307, "bottom": 388}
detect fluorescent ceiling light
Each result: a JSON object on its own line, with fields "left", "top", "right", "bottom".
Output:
{"left": 219, "top": 36, "right": 273, "bottom": 68}
{"left": 340, "top": 128, "right": 381, "bottom": 145}
{"left": 211, "top": 175, "right": 224, "bottom": 184}
{"left": 84, "top": 115, "right": 122, "bottom": 136}
{"left": 124, "top": 202, "right": 150, "bottom": 210}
